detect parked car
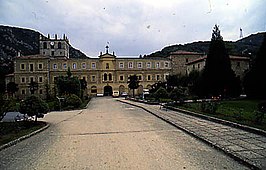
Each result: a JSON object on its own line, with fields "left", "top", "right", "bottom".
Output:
{"left": 1, "top": 112, "right": 29, "bottom": 122}
{"left": 112, "top": 91, "right": 119, "bottom": 98}
{"left": 120, "top": 92, "right": 128, "bottom": 97}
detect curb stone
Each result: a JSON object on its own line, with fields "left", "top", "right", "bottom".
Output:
{"left": 119, "top": 100, "right": 260, "bottom": 170}
{"left": 0, "top": 122, "right": 50, "bottom": 152}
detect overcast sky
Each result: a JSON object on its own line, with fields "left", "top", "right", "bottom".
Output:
{"left": 0, "top": 0, "right": 265, "bottom": 57}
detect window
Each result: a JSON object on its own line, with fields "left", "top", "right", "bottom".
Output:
{"left": 156, "top": 62, "right": 160, "bottom": 68}
{"left": 53, "top": 64, "right": 57, "bottom": 69}
{"left": 82, "top": 63, "right": 86, "bottom": 69}
{"left": 43, "top": 42, "right": 47, "bottom": 49}
{"left": 54, "top": 76, "right": 58, "bottom": 82}
{"left": 109, "top": 73, "right": 112, "bottom": 81}
{"left": 106, "top": 63, "right": 109, "bottom": 69}
{"left": 92, "top": 62, "right": 96, "bottom": 69}
{"left": 186, "top": 58, "right": 189, "bottom": 63}
{"left": 104, "top": 73, "right": 107, "bottom": 81}
{"left": 51, "top": 51, "right": 54, "bottom": 56}
{"left": 137, "top": 62, "right": 142, "bottom": 68}
{"left": 147, "top": 75, "right": 151, "bottom": 81}
{"left": 73, "top": 63, "right": 77, "bottom": 69}
{"left": 29, "top": 64, "right": 34, "bottom": 72}
{"left": 119, "top": 62, "right": 124, "bottom": 68}
{"left": 30, "top": 77, "right": 34, "bottom": 83}
{"left": 39, "top": 89, "right": 43, "bottom": 94}
{"left": 138, "top": 75, "right": 142, "bottom": 81}
{"left": 156, "top": 75, "right": 160, "bottom": 81}
{"left": 164, "top": 62, "right": 169, "bottom": 68}
{"left": 198, "top": 64, "right": 200, "bottom": 69}
{"left": 58, "top": 42, "right": 62, "bottom": 49}
{"left": 20, "top": 63, "right": 25, "bottom": 70}
{"left": 119, "top": 75, "right": 124, "bottom": 81}
{"left": 128, "top": 62, "right": 133, "bottom": 68}
{"left": 21, "top": 77, "right": 26, "bottom": 83}
{"left": 21, "top": 89, "right": 26, "bottom": 95}
{"left": 237, "top": 62, "right": 240, "bottom": 67}
{"left": 193, "top": 65, "right": 195, "bottom": 69}
{"left": 146, "top": 62, "right": 151, "bottom": 68}
{"left": 63, "top": 63, "right": 67, "bottom": 69}
{"left": 91, "top": 75, "right": 96, "bottom": 82}
{"left": 38, "top": 63, "right": 43, "bottom": 69}
{"left": 39, "top": 76, "right": 43, "bottom": 83}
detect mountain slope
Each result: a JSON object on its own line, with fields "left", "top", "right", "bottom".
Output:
{"left": 146, "top": 32, "right": 265, "bottom": 58}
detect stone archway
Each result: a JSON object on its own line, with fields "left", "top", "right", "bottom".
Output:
{"left": 104, "top": 85, "right": 113, "bottom": 96}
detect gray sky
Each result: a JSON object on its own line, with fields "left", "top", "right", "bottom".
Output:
{"left": 0, "top": 0, "right": 265, "bottom": 57}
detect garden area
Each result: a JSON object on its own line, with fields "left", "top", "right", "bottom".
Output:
{"left": 167, "top": 99, "right": 266, "bottom": 131}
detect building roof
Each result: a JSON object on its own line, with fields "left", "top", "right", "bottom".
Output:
{"left": 16, "top": 54, "right": 50, "bottom": 59}
{"left": 186, "top": 55, "right": 250, "bottom": 65}
{"left": 170, "top": 50, "right": 204, "bottom": 55}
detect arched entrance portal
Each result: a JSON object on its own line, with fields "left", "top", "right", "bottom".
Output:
{"left": 104, "top": 85, "right": 113, "bottom": 96}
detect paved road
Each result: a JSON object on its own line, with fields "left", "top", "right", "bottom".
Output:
{"left": 0, "top": 97, "right": 249, "bottom": 169}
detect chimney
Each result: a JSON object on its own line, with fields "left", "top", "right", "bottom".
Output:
{"left": 55, "top": 34, "right": 57, "bottom": 40}
{"left": 48, "top": 34, "right": 50, "bottom": 39}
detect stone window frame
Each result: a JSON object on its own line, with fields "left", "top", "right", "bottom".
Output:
{"left": 63, "top": 63, "right": 67, "bottom": 69}
{"left": 21, "top": 76, "right": 26, "bottom": 83}
{"left": 155, "top": 62, "right": 160, "bottom": 69}
{"left": 39, "top": 76, "right": 43, "bottom": 83}
{"left": 137, "top": 62, "right": 142, "bottom": 68}
{"left": 29, "top": 76, "right": 35, "bottom": 83}
{"left": 91, "top": 75, "right": 96, "bottom": 82}
{"left": 119, "top": 62, "right": 124, "bottom": 68}
{"left": 72, "top": 63, "right": 77, "bottom": 69}
{"left": 119, "top": 75, "right": 124, "bottom": 81}
{"left": 29, "top": 63, "right": 34, "bottom": 72}
{"left": 39, "top": 89, "right": 43, "bottom": 94}
{"left": 147, "top": 74, "right": 152, "bottom": 81}
{"left": 164, "top": 62, "right": 169, "bottom": 68}
{"left": 20, "top": 63, "right": 26, "bottom": 70}
{"left": 128, "top": 62, "right": 133, "bottom": 68}
{"left": 156, "top": 74, "right": 160, "bottom": 81}
{"left": 146, "top": 62, "right": 151, "bottom": 68}
{"left": 91, "top": 62, "right": 96, "bottom": 69}
{"left": 21, "top": 89, "right": 26, "bottom": 95}
{"left": 138, "top": 74, "right": 142, "bottom": 81}
{"left": 81, "top": 62, "right": 86, "bottom": 69}
{"left": 38, "top": 63, "right": 43, "bottom": 70}
{"left": 53, "top": 63, "right": 57, "bottom": 69}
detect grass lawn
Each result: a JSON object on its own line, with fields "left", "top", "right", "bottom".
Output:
{"left": 0, "top": 121, "right": 46, "bottom": 146}
{"left": 176, "top": 99, "right": 266, "bottom": 131}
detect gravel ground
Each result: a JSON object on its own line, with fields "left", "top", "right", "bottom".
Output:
{"left": 0, "top": 97, "right": 249, "bottom": 170}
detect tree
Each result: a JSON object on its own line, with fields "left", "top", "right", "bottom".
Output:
{"left": 244, "top": 33, "right": 266, "bottom": 99}
{"left": 200, "top": 25, "right": 241, "bottom": 98}
{"left": 127, "top": 75, "right": 139, "bottom": 98}
{"left": 169, "top": 86, "right": 186, "bottom": 101}
{"left": 19, "top": 95, "right": 49, "bottom": 121}
{"left": 6, "top": 82, "right": 19, "bottom": 97}
{"left": 79, "top": 78, "right": 87, "bottom": 99}
{"left": 28, "top": 80, "right": 38, "bottom": 94}
{"left": 153, "top": 87, "right": 168, "bottom": 101}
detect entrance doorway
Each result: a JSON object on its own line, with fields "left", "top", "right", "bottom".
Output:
{"left": 104, "top": 85, "right": 113, "bottom": 96}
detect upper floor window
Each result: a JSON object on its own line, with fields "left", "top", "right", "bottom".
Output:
{"left": 91, "top": 62, "right": 96, "bottom": 69}
{"left": 53, "top": 64, "right": 57, "bottom": 69}
{"left": 109, "top": 73, "right": 112, "bottom": 81}
{"left": 128, "top": 62, "right": 133, "bottom": 68}
{"left": 20, "top": 63, "right": 25, "bottom": 70}
{"left": 106, "top": 63, "right": 109, "bottom": 69}
{"left": 29, "top": 64, "right": 34, "bottom": 72}
{"left": 91, "top": 75, "right": 96, "bottom": 82}
{"left": 73, "top": 63, "right": 77, "bottom": 69}
{"left": 82, "top": 63, "right": 86, "bottom": 69}
{"left": 156, "top": 75, "right": 160, "bottom": 81}
{"left": 146, "top": 62, "right": 151, "bottom": 68}
{"left": 58, "top": 42, "right": 62, "bottom": 49}
{"left": 51, "top": 51, "right": 54, "bottom": 56}
{"left": 104, "top": 73, "right": 108, "bottom": 81}
{"left": 38, "top": 63, "right": 43, "bottom": 70}
{"left": 119, "top": 62, "right": 124, "bottom": 68}
{"left": 186, "top": 58, "right": 189, "bottom": 63}
{"left": 43, "top": 42, "right": 47, "bottom": 49}
{"left": 137, "top": 62, "right": 142, "bottom": 68}
{"left": 147, "top": 75, "right": 151, "bottom": 81}
{"left": 63, "top": 63, "right": 67, "bottom": 69}
{"left": 21, "top": 77, "right": 26, "bottom": 83}
{"left": 39, "top": 76, "right": 43, "bottom": 83}
{"left": 119, "top": 75, "right": 124, "bottom": 81}
{"left": 156, "top": 62, "right": 160, "bottom": 68}
{"left": 138, "top": 75, "right": 142, "bottom": 81}
{"left": 164, "top": 62, "right": 169, "bottom": 68}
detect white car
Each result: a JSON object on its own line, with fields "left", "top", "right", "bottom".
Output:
{"left": 1, "top": 112, "right": 29, "bottom": 122}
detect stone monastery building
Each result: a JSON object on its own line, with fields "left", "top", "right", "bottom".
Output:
{"left": 11, "top": 34, "right": 250, "bottom": 99}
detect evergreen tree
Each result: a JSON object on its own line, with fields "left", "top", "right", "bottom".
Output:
{"left": 244, "top": 33, "right": 266, "bottom": 99}
{"left": 127, "top": 75, "right": 139, "bottom": 98}
{"left": 200, "top": 25, "right": 241, "bottom": 98}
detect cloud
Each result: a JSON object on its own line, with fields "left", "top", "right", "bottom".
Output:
{"left": 0, "top": 0, "right": 265, "bottom": 57}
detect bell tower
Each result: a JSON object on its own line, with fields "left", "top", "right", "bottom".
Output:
{"left": 39, "top": 34, "right": 70, "bottom": 58}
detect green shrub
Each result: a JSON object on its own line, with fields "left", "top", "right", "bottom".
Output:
{"left": 201, "top": 101, "right": 219, "bottom": 114}
{"left": 64, "top": 94, "right": 82, "bottom": 109}
{"left": 153, "top": 87, "right": 168, "bottom": 101}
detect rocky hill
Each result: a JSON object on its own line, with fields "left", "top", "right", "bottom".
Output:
{"left": 146, "top": 32, "right": 265, "bottom": 58}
